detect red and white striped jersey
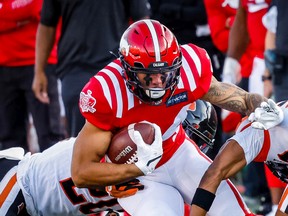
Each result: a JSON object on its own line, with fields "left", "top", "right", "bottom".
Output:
{"left": 79, "top": 44, "right": 213, "bottom": 167}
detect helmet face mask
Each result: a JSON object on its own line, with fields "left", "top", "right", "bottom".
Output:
{"left": 119, "top": 19, "right": 182, "bottom": 105}
{"left": 182, "top": 100, "right": 218, "bottom": 154}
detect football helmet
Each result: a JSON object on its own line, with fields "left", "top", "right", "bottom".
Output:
{"left": 266, "top": 160, "right": 288, "bottom": 183}
{"left": 119, "top": 19, "right": 182, "bottom": 105}
{"left": 182, "top": 100, "right": 218, "bottom": 154}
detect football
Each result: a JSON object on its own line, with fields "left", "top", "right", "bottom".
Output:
{"left": 106, "top": 122, "right": 155, "bottom": 164}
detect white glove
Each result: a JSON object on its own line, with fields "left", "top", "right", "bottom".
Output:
{"left": 248, "top": 99, "right": 284, "bottom": 130}
{"left": 0, "top": 147, "right": 25, "bottom": 160}
{"left": 132, "top": 122, "right": 163, "bottom": 175}
{"left": 222, "top": 57, "right": 241, "bottom": 84}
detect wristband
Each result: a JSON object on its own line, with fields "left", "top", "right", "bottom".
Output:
{"left": 191, "top": 188, "right": 216, "bottom": 212}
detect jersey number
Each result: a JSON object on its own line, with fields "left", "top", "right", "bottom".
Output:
{"left": 60, "top": 178, "right": 118, "bottom": 214}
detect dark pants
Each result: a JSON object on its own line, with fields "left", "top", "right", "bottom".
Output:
{"left": 273, "top": 60, "right": 288, "bottom": 102}
{"left": 0, "top": 65, "right": 65, "bottom": 151}
{"left": 60, "top": 70, "right": 95, "bottom": 137}
{"left": 265, "top": 50, "right": 288, "bottom": 102}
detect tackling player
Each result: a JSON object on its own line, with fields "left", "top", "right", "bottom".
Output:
{"left": 71, "top": 19, "right": 283, "bottom": 215}
{"left": 0, "top": 100, "right": 215, "bottom": 216}
{"left": 0, "top": 136, "right": 156, "bottom": 215}
{"left": 190, "top": 100, "right": 288, "bottom": 216}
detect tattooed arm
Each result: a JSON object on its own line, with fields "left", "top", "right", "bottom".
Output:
{"left": 201, "top": 76, "right": 267, "bottom": 116}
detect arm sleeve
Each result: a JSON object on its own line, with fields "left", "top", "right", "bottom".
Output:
{"left": 40, "top": 0, "right": 61, "bottom": 26}
{"left": 0, "top": 0, "right": 41, "bottom": 21}
{"left": 79, "top": 77, "right": 116, "bottom": 131}
{"left": 226, "top": 1, "right": 249, "bottom": 59}
{"left": 230, "top": 125, "right": 265, "bottom": 164}
{"left": 193, "top": 45, "right": 213, "bottom": 98}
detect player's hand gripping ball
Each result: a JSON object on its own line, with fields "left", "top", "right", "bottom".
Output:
{"left": 106, "top": 122, "right": 155, "bottom": 164}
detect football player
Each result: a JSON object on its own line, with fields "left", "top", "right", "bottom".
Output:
{"left": 0, "top": 136, "right": 152, "bottom": 215}
{"left": 190, "top": 100, "right": 288, "bottom": 216}
{"left": 182, "top": 100, "right": 218, "bottom": 158}
{"left": 72, "top": 19, "right": 283, "bottom": 216}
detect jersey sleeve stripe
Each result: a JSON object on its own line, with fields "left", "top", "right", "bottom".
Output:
{"left": 109, "top": 61, "right": 135, "bottom": 113}
{"left": 254, "top": 130, "right": 271, "bottom": 162}
{"left": 108, "top": 60, "right": 136, "bottom": 111}
{"left": 101, "top": 69, "right": 124, "bottom": 118}
{"left": 109, "top": 61, "right": 123, "bottom": 72}
{"left": 181, "top": 57, "right": 196, "bottom": 91}
{"left": 94, "top": 76, "right": 112, "bottom": 109}
{"left": 177, "top": 75, "right": 184, "bottom": 89}
{"left": 182, "top": 44, "right": 202, "bottom": 76}
{"left": 108, "top": 60, "right": 130, "bottom": 112}
{"left": 97, "top": 60, "right": 136, "bottom": 117}
{"left": 126, "top": 89, "right": 135, "bottom": 110}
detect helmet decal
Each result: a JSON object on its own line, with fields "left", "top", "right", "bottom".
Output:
{"left": 119, "top": 36, "right": 130, "bottom": 57}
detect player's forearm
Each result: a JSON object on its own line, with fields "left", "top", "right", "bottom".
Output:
{"left": 190, "top": 169, "right": 222, "bottom": 216}
{"left": 71, "top": 162, "right": 143, "bottom": 188}
{"left": 35, "top": 24, "right": 56, "bottom": 74}
{"left": 243, "top": 92, "right": 268, "bottom": 115}
{"left": 199, "top": 166, "right": 224, "bottom": 194}
{"left": 190, "top": 160, "right": 234, "bottom": 216}
{"left": 191, "top": 140, "right": 248, "bottom": 215}
{"left": 226, "top": 3, "right": 249, "bottom": 60}
{"left": 190, "top": 205, "right": 207, "bottom": 216}
{"left": 71, "top": 123, "right": 145, "bottom": 187}
{"left": 203, "top": 77, "right": 267, "bottom": 115}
